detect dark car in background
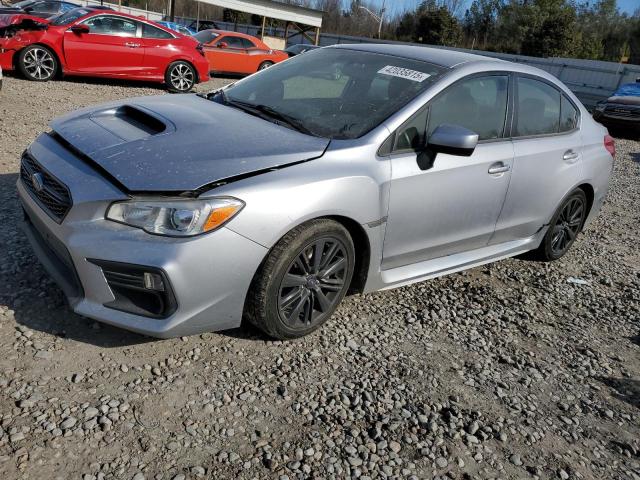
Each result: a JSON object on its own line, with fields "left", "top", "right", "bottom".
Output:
{"left": 0, "top": 0, "right": 79, "bottom": 18}
{"left": 187, "top": 19, "right": 217, "bottom": 32}
{"left": 284, "top": 43, "right": 319, "bottom": 57}
{"left": 593, "top": 80, "right": 640, "bottom": 133}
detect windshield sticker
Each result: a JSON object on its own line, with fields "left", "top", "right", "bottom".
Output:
{"left": 378, "top": 65, "right": 431, "bottom": 82}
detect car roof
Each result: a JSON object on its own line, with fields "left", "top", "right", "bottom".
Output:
{"left": 329, "top": 43, "right": 504, "bottom": 69}
{"left": 209, "top": 29, "right": 260, "bottom": 41}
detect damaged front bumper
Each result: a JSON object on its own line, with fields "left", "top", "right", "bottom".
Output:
{"left": 0, "top": 13, "right": 48, "bottom": 69}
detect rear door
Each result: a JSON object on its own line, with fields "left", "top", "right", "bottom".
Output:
{"left": 382, "top": 74, "right": 514, "bottom": 269}
{"left": 491, "top": 75, "right": 582, "bottom": 244}
{"left": 63, "top": 15, "right": 144, "bottom": 75}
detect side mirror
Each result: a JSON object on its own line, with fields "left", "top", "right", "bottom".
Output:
{"left": 217, "top": 41, "right": 228, "bottom": 49}
{"left": 427, "top": 124, "right": 479, "bottom": 157}
{"left": 70, "top": 24, "right": 90, "bottom": 34}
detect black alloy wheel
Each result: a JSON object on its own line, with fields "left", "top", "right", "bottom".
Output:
{"left": 277, "top": 236, "right": 348, "bottom": 328}
{"left": 245, "top": 219, "right": 355, "bottom": 339}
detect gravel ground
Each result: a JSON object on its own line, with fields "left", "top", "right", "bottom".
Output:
{"left": 0, "top": 74, "right": 639, "bottom": 480}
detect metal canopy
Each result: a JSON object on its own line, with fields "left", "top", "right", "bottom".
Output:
{"left": 195, "top": 0, "right": 323, "bottom": 27}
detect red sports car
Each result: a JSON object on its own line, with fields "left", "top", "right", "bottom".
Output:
{"left": 193, "top": 29, "right": 288, "bottom": 75}
{"left": 0, "top": 7, "right": 210, "bottom": 92}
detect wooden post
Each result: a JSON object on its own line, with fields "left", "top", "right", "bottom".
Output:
{"left": 284, "top": 21, "right": 289, "bottom": 47}
{"left": 261, "top": 15, "right": 266, "bottom": 41}
{"left": 314, "top": 26, "right": 320, "bottom": 46}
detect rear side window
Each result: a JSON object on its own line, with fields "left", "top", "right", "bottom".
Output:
{"left": 427, "top": 75, "right": 508, "bottom": 141}
{"left": 240, "top": 38, "right": 256, "bottom": 49}
{"left": 143, "top": 24, "right": 173, "bottom": 39}
{"left": 514, "top": 77, "right": 560, "bottom": 136}
{"left": 560, "top": 95, "right": 578, "bottom": 132}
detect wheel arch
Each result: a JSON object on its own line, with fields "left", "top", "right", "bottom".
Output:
{"left": 167, "top": 58, "right": 199, "bottom": 83}
{"left": 16, "top": 43, "right": 64, "bottom": 77}
{"left": 576, "top": 183, "right": 595, "bottom": 225}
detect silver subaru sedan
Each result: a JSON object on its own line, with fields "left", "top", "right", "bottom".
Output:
{"left": 17, "top": 44, "right": 615, "bottom": 339}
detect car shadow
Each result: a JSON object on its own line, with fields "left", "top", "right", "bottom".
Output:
{"left": 596, "top": 376, "right": 640, "bottom": 409}
{"left": 1, "top": 69, "right": 166, "bottom": 91}
{"left": 0, "top": 172, "right": 272, "bottom": 347}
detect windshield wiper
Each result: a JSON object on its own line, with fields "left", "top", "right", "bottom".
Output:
{"left": 214, "top": 93, "right": 315, "bottom": 136}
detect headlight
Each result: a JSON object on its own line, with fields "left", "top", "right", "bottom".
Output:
{"left": 106, "top": 197, "right": 244, "bottom": 237}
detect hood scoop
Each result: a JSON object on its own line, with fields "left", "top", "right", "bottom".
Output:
{"left": 90, "top": 105, "right": 169, "bottom": 141}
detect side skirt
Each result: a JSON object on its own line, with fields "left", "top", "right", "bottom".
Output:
{"left": 365, "top": 228, "right": 548, "bottom": 293}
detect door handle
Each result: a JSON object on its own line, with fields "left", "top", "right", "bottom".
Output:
{"left": 563, "top": 149, "right": 579, "bottom": 162}
{"left": 125, "top": 42, "right": 140, "bottom": 48}
{"left": 488, "top": 162, "right": 510, "bottom": 175}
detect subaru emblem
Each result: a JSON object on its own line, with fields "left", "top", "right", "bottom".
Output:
{"left": 31, "top": 172, "right": 45, "bottom": 192}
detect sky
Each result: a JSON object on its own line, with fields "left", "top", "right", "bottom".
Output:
{"left": 366, "top": 0, "right": 639, "bottom": 16}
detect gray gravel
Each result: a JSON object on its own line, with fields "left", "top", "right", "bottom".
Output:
{"left": 0, "top": 75, "right": 639, "bottom": 480}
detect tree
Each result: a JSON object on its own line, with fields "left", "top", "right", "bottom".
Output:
{"left": 413, "top": 1, "right": 463, "bottom": 46}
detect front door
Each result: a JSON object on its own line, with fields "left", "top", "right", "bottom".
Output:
{"left": 491, "top": 76, "right": 583, "bottom": 244}
{"left": 63, "top": 15, "right": 143, "bottom": 75}
{"left": 383, "top": 74, "right": 513, "bottom": 270}
{"left": 208, "top": 35, "right": 248, "bottom": 73}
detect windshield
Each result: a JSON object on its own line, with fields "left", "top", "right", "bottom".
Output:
{"left": 613, "top": 83, "right": 640, "bottom": 97}
{"left": 223, "top": 48, "right": 444, "bottom": 139}
{"left": 50, "top": 7, "right": 90, "bottom": 26}
{"left": 193, "top": 30, "right": 219, "bottom": 44}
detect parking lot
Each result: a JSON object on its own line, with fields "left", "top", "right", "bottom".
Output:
{"left": 0, "top": 75, "right": 639, "bottom": 479}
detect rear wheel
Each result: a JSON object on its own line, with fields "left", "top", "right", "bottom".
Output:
{"left": 257, "top": 61, "right": 274, "bottom": 71}
{"left": 245, "top": 219, "right": 355, "bottom": 339}
{"left": 532, "top": 189, "right": 587, "bottom": 261}
{"left": 18, "top": 45, "right": 58, "bottom": 82}
{"left": 165, "top": 61, "right": 196, "bottom": 93}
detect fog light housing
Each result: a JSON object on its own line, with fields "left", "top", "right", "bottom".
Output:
{"left": 89, "top": 259, "right": 177, "bottom": 319}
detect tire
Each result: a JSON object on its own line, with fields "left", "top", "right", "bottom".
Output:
{"left": 531, "top": 188, "right": 587, "bottom": 261}
{"left": 165, "top": 61, "right": 196, "bottom": 93}
{"left": 18, "top": 45, "right": 58, "bottom": 82}
{"left": 245, "top": 219, "right": 355, "bottom": 340}
{"left": 257, "top": 61, "right": 274, "bottom": 71}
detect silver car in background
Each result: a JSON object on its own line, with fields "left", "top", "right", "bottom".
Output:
{"left": 18, "top": 44, "right": 615, "bottom": 339}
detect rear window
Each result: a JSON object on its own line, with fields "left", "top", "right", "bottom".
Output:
{"left": 192, "top": 30, "right": 219, "bottom": 44}
{"left": 143, "top": 23, "right": 173, "bottom": 39}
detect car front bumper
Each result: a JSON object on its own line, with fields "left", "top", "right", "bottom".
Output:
{"left": 17, "top": 136, "right": 268, "bottom": 338}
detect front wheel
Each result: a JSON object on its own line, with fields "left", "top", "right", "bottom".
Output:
{"left": 165, "top": 61, "right": 196, "bottom": 93}
{"left": 532, "top": 189, "right": 587, "bottom": 261}
{"left": 245, "top": 219, "right": 355, "bottom": 340}
{"left": 18, "top": 45, "right": 58, "bottom": 81}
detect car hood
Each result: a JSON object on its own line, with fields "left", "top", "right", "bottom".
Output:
{"left": 49, "top": 94, "right": 330, "bottom": 193}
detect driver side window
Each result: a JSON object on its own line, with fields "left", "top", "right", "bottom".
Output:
{"left": 427, "top": 75, "right": 508, "bottom": 141}
{"left": 391, "top": 75, "right": 509, "bottom": 154}
{"left": 83, "top": 16, "right": 138, "bottom": 37}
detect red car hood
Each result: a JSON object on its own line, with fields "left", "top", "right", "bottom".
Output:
{"left": 0, "top": 13, "right": 48, "bottom": 31}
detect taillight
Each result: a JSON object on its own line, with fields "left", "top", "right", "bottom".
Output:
{"left": 604, "top": 135, "right": 615, "bottom": 157}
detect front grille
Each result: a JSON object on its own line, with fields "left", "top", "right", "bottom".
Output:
{"left": 20, "top": 152, "right": 72, "bottom": 223}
